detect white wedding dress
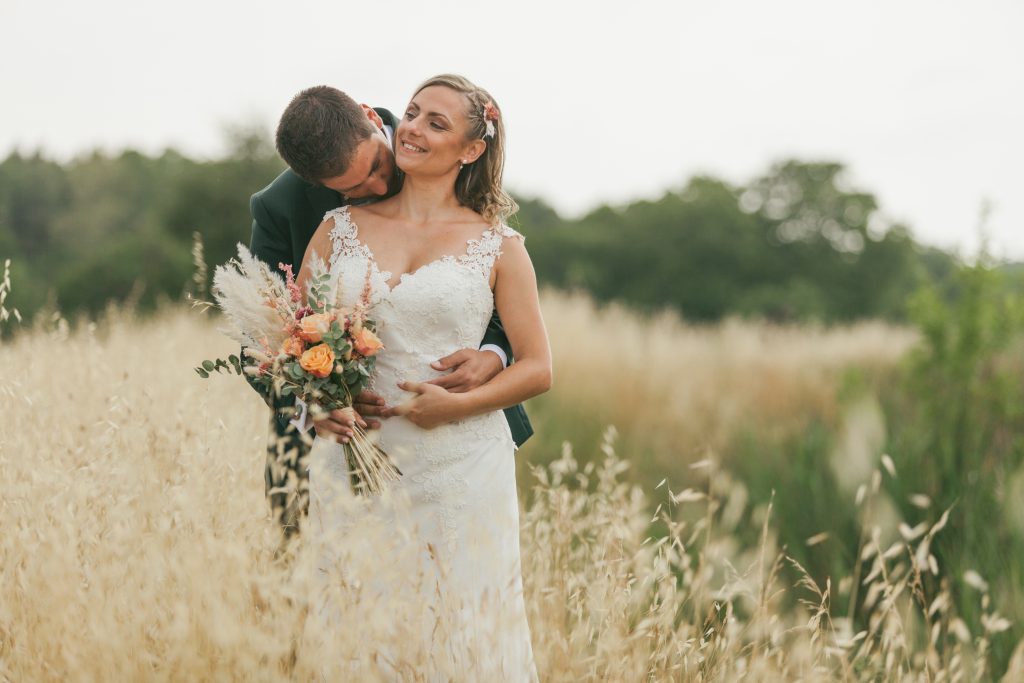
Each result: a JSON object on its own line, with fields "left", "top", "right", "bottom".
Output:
{"left": 305, "top": 206, "right": 538, "bottom": 681}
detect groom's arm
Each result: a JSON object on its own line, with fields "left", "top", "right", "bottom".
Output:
{"left": 250, "top": 193, "right": 293, "bottom": 272}
{"left": 480, "top": 308, "right": 513, "bottom": 364}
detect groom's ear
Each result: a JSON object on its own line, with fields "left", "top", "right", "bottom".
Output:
{"left": 360, "top": 104, "right": 384, "bottom": 131}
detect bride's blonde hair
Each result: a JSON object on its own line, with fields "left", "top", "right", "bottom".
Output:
{"left": 413, "top": 74, "right": 518, "bottom": 226}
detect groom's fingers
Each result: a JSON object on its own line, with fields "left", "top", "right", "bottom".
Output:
{"left": 354, "top": 390, "right": 387, "bottom": 417}
{"left": 427, "top": 349, "right": 501, "bottom": 393}
{"left": 431, "top": 349, "right": 470, "bottom": 371}
{"left": 354, "top": 399, "right": 386, "bottom": 417}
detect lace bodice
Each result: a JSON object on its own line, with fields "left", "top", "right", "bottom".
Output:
{"left": 324, "top": 206, "right": 522, "bottom": 406}
{"left": 316, "top": 205, "right": 525, "bottom": 553}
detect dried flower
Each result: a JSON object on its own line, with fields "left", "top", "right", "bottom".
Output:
{"left": 278, "top": 262, "right": 303, "bottom": 303}
{"left": 281, "top": 336, "right": 305, "bottom": 357}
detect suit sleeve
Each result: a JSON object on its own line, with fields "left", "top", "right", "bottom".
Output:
{"left": 249, "top": 192, "right": 292, "bottom": 269}
{"left": 480, "top": 309, "right": 514, "bottom": 363}
{"left": 246, "top": 192, "right": 290, "bottom": 410}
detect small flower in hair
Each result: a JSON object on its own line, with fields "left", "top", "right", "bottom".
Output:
{"left": 483, "top": 101, "right": 499, "bottom": 139}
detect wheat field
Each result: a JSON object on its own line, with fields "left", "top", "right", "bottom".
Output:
{"left": 1, "top": 294, "right": 1019, "bottom": 681}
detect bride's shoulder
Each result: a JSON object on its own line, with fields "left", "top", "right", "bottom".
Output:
{"left": 493, "top": 222, "right": 525, "bottom": 242}
{"left": 303, "top": 206, "right": 355, "bottom": 268}
{"left": 456, "top": 207, "right": 523, "bottom": 242}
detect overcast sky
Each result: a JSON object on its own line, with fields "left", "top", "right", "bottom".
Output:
{"left": 3, "top": 0, "right": 1022, "bottom": 259}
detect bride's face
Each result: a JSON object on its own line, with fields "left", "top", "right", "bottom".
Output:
{"left": 395, "top": 86, "right": 485, "bottom": 178}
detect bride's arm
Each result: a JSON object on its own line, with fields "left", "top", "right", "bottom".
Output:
{"left": 295, "top": 218, "right": 333, "bottom": 293}
{"left": 294, "top": 217, "right": 364, "bottom": 443}
{"left": 392, "top": 236, "right": 552, "bottom": 428}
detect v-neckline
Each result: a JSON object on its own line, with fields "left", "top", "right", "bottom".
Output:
{"left": 341, "top": 207, "right": 492, "bottom": 293}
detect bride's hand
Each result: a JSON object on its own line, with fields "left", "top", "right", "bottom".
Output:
{"left": 385, "top": 381, "right": 466, "bottom": 429}
{"left": 311, "top": 406, "right": 367, "bottom": 444}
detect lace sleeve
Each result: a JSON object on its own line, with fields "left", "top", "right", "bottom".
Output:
{"left": 496, "top": 224, "right": 525, "bottom": 242}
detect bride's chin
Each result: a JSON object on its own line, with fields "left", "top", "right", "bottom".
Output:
{"left": 395, "top": 160, "right": 455, "bottom": 181}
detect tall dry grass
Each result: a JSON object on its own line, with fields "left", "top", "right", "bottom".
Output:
{"left": 526, "top": 292, "right": 918, "bottom": 482}
{"left": 1, "top": 300, "right": 1019, "bottom": 681}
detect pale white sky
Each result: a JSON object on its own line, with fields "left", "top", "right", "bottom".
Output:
{"left": 2, "top": 0, "right": 1022, "bottom": 259}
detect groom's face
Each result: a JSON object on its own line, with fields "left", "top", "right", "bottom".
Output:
{"left": 320, "top": 129, "right": 397, "bottom": 200}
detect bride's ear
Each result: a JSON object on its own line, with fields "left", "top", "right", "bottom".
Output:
{"left": 461, "top": 139, "right": 487, "bottom": 165}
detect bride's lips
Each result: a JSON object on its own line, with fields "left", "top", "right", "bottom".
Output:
{"left": 399, "top": 139, "right": 427, "bottom": 154}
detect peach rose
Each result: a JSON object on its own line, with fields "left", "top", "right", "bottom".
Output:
{"left": 352, "top": 327, "right": 384, "bottom": 357}
{"left": 299, "top": 343, "right": 335, "bottom": 378}
{"left": 298, "top": 313, "right": 333, "bottom": 343}
{"left": 281, "top": 336, "right": 305, "bottom": 357}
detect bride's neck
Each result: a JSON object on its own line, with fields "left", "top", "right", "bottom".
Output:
{"left": 393, "top": 172, "right": 462, "bottom": 225}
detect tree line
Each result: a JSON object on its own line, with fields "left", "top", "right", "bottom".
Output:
{"left": 0, "top": 128, "right": 988, "bottom": 324}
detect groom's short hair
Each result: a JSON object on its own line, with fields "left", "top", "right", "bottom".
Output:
{"left": 275, "top": 86, "right": 377, "bottom": 184}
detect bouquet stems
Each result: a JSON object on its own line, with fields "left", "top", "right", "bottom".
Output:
{"left": 342, "top": 424, "right": 402, "bottom": 496}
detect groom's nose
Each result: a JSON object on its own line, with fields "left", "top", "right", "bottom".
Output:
{"left": 366, "top": 173, "right": 390, "bottom": 197}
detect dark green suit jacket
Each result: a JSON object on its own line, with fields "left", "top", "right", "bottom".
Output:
{"left": 248, "top": 108, "right": 533, "bottom": 447}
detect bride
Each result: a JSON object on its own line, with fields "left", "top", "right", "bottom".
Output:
{"left": 295, "top": 74, "right": 549, "bottom": 681}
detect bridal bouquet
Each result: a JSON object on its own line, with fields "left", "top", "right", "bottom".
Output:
{"left": 196, "top": 245, "right": 401, "bottom": 495}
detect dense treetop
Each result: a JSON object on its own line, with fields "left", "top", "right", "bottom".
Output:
{"left": 0, "top": 131, "right": 980, "bottom": 322}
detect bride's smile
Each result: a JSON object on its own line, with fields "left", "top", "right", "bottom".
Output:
{"left": 396, "top": 85, "right": 486, "bottom": 175}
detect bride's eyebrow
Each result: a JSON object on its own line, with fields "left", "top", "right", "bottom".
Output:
{"left": 406, "top": 102, "right": 451, "bottom": 125}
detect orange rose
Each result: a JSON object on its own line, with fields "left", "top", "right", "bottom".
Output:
{"left": 352, "top": 327, "right": 384, "bottom": 357}
{"left": 298, "top": 313, "right": 333, "bottom": 343}
{"left": 281, "top": 336, "right": 305, "bottom": 357}
{"left": 299, "top": 343, "right": 335, "bottom": 378}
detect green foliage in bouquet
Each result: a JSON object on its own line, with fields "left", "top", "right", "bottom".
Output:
{"left": 195, "top": 245, "right": 399, "bottom": 495}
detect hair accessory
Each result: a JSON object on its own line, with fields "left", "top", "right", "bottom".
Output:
{"left": 483, "top": 101, "right": 499, "bottom": 139}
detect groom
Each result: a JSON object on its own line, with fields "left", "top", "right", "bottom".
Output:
{"left": 248, "top": 86, "right": 533, "bottom": 539}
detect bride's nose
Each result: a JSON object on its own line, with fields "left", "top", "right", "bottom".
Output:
{"left": 401, "top": 115, "right": 424, "bottom": 138}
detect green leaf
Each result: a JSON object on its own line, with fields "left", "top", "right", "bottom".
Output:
{"left": 202, "top": 360, "right": 215, "bottom": 372}
{"left": 228, "top": 355, "right": 241, "bottom": 373}
{"left": 195, "top": 367, "right": 210, "bottom": 378}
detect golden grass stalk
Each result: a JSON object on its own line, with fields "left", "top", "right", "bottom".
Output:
{"left": 0, "top": 302, "right": 1009, "bottom": 681}
{"left": 342, "top": 425, "right": 402, "bottom": 496}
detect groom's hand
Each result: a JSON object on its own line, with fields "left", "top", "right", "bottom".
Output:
{"left": 353, "top": 391, "right": 386, "bottom": 429}
{"left": 425, "top": 348, "right": 503, "bottom": 393}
